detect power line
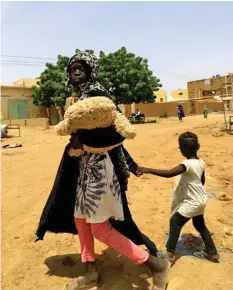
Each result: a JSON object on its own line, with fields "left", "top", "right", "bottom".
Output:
{"left": 158, "top": 72, "right": 189, "bottom": 81}
{"left": 1, "top": 59, "right": 50, "bottom": 65}
{"left": 0, "top": 54, "right": 57, "bottom": 61}
{"left": 0, "top": 57, "right": 190, "bottom": 81}
{"left": 1, "top": 62, "right": 46, "bottom": 67}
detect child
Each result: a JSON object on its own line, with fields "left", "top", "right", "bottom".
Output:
{"left": 139, "top": 132, "right": 219, "bottom": 263}
{"left": 36, "top": 51, "right": 170, "bottom": 290}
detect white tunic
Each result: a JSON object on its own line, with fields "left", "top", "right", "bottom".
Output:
{"left": 171, "top": 159, "right": 208, "bottom": 218}
{"left": 74, "top": 152, "right": 124, "bottom": 223}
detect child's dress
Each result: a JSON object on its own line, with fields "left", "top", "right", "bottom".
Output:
{"left": 171, "top": 159, "right": 208, "bottom": 218}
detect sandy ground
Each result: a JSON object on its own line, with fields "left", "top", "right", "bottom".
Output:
{"left": 2, "top": 114, "right": 233, "bottom": 290}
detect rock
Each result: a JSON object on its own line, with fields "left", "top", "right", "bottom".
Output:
{"left": 221, "top": 239, "right": 226, "bottom": 248}
{"left": 190, "top": 260, "right": 196, "bottom": 265}
{"left": 219, "top": 194, "right": 232, "bottom": 201}
{"left": 206, "top": 161, "right": 214, "bottom": 167}
{"left": 223, "top": 227, "right": 233, "bottom": 236}
{"left": 211, "top": 127, "right": 220, "bottom": 134}
{"left": 217, "top": 218, "right": 232, "bottom": 226}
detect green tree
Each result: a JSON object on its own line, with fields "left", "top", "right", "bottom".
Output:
{"left": 75, "top": 47, "right": 161, "bottom": 104}
{"left": 33, "top": 47, "right": 162, "bottom": 122}
{"left": 98, "top": 47, "right": 162, "bottom": 104}
{"left": 32, "top": 55, "right": 69, "bottom": 121}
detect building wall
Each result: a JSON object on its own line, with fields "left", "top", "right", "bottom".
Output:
{"left": 193, "top": 100, "right": 224, "bottom": 115}
{"left": 187, "top": 73, "right": 233, "bottom": 99}
{"left": 124, "top": 104, "right": 132, "bottom": 117}
{"left": 122, "top": 99, "right": 224, "bottom": 118}
{"left": 132, "top": 102, "right": 190, "bottom": 117}
{"left": 224, "top": 99, "right": 233, "bottom": 111}
{"left": 1, "top": 118, "right": 49, "bottom": 129}
{"left": 153, "top": 90, "right": 167, "bottom": 103}
{"left": 1, "top": 86, "right": 47, "bottom": 120}
{"left": 171, "top": 89, "right": 188, "bottom": 100}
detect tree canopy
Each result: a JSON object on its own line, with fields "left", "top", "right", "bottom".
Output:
{"left": 32, "top": 55, "right": 69, "bottom": 109}
{"left": 98, "top": 47, "right": 162, "bottom": 104}
{"left": 32, "top": 47, "right": 162, "bottom": 113}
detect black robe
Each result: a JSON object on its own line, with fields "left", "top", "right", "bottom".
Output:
{"left": 35, "top": 144, "right": 158, "bottom": 256}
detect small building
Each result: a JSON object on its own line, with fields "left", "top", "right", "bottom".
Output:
{"left": 1, "top": 78, "right": 48, "bottom": 122}
{"left": 171, "top": 89, "right": 188, "bottom": 101}
{"left": 154, "top": 90, "right": 167, "bottom": 103}
{"left": 12, "top": 78, "right": 39, "bottom": 87}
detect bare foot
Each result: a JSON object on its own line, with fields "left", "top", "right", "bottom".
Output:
{"left": 145, "top": 255, "right": 171, "bottom": 290}
{"left": 65, "top": 262, "right": 102, "bottom": 290}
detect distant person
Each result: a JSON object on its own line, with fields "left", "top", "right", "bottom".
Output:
{"left": 203, "top": 105, "right": 209, "bottom": 118}
{"left": 177, "top": 105, "right": 185, "bottom": 122}
{"left": 138, "top": 132, "right": 220, "bottom": 264}
{"left": 135, "top": 109, "right": 141, "bottom": 116}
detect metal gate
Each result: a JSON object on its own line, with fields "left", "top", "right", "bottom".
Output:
{"left": 8, "top": 99, "right": 29, "bottom": 120}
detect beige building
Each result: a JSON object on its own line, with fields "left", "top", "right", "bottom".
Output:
{"left": 171, "top": 89, "right": 188, "bottom": 101}
{"left": 187, "top": 73, "right": 233, "bottom": 99}
{"left": 12, "top": 78, "right": 39, "bottom": 87}
{"left": 154, "top": 90, "right": 167, "bottom": 103}
{"left": 1, "top": 78, "right": 47, "bottom": 121}
{"left": 187, "top": 73, "right": 233, "bottom": 111}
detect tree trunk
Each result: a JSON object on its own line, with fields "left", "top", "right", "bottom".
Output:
{"left": 61, "top": 106, "right": 65, "bottom": 118}
{"left": 56, "top": 106, "right": 64, "bottom": 121}
{"left": 46, "top": 107, "right": 51, "bottom": 125}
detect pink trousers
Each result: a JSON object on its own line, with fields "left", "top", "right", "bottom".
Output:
{"left": 74, "top": 218, "right": 149, "bottom": 265}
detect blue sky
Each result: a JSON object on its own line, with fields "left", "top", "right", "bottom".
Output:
{"left": 1, "top": 1, "right": 233, "bottom": 97}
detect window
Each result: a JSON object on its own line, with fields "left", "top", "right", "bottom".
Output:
{"left": 179, "top": 92, "right": 183, "bottom": 96}
{"left": 160, "top": 98, "right": 163, "bottom": 102}
{"left": 205, "top": 79, "right": 211, "bottom": 85}
{"left": 203, "top": 90, "right": 216, "bottom": 96}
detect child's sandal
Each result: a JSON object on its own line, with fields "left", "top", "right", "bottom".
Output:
{"left": 193, "top": 250, "right": 220, "bottom": 263}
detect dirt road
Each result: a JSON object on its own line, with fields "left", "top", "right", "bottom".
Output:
{"left": 2, "top": 114, "right": 233, "bottom": 290}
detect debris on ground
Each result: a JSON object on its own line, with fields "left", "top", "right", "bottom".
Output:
{"left": 212, "top": 132, "right": 225, "bottom": 137}
{"left": 207, "top": 191, "right": 218, "bottom": 198}
{"left": 2, "top": 144, "right": 22, "bottom": 149}
{"left": 219, "top": 194, "right": 232, "bottom": 201}
{"left": 1, "top": 125, "right": 8, "bottom": 138}
{"left": 223, "top": 227, "right": 233, "bottom": 236}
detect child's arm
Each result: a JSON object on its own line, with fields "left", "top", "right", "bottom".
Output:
{"left": 201, "top": 171, "right": 205, "bottom": 185}
{"left": 138, "top": 164, "right": 186, "bottom": 178}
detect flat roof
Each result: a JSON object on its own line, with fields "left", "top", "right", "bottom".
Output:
{"left": 1, "top": 85, "right": 33, "bottom": 90}
{"left": 187, "top": 74, "right": 231, "bottom": 83}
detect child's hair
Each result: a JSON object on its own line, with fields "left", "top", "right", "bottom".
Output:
{"left": 179, "top": 132, "right": 200, "bottom": 155}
